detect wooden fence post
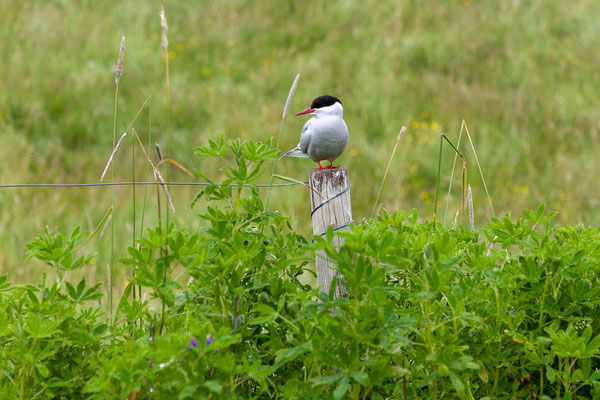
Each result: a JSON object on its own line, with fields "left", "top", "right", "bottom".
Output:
{"left": 309, "top": 167, "right": 352, "bottom": 299}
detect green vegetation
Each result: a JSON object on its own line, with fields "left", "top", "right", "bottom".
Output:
{"left": 1, "top": 2, "right": 600, "bottom": 397}
{"left": 1, "top": 0, "right": 600, "bottom": 274}
{"left": 2, "top": 139, "right": 600, "bottom": 398}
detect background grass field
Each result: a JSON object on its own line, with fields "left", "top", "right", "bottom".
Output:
{"left": 1, "top": 0, "right": 599, "bottom": 281}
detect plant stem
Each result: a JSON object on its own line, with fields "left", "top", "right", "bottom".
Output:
{"left": 371, "top": 127, "right": 406, "bottom": 219}
{"left": 138, "top": 96, "right": 152, "bottom": 300}
{"left": 443, "top": 123, "right": 464, "bottom": 225}
{"left": 462, "top": 120, "right": 495, "bottom": 216}
{"left": 159, "top": 296, "right": 166, "bottom": 336}
{"left": 264, "top": 119, "right": 285, "bottom": 213}
{"left": 164, "top": 31, "right": 172, "bottom": 228}
{"left": 265, "top": 73, "right": 299, "bottom": 212}
{"left": 110, "top": 81, "right": 119, "bottom": 317}
{"left": 163, "top": 22, "right": 172, "bottom": 320}
{"left": 131, "top": 122, "right": 136, "bottom": 300}
{"left": 434, "top": 133, "right": 443, "bottom": 224}
{"left": 440, "top": 134, "right": 468, "bottom": 223}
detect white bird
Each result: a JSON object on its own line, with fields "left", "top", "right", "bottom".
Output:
{"left": 281, "top": 95, "right": 349, "bottom": 169}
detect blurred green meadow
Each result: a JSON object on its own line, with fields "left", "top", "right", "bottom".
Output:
{"left": 1, "top": 0, "right": 599, "bottom": 280}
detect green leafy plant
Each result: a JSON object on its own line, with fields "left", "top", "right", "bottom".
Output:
{"left": 3, "top": 140, "right": 600, "bottom": 399}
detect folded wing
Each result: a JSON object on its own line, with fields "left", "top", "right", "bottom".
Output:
{"left": 280, "top": 118, "right": 313, "bottom": 159}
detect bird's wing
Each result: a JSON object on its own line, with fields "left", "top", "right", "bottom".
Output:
{"left": 298, "top": 118, "right": 313, "bottom": 154}
{"left": 280, "top": 147, "right": 309, "bottom": 159}
{"left": 280, "top": 118, "right": 313, "bottom": 159}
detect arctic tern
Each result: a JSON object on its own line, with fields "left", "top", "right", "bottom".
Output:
{"left": 281, "top": 95, "right": 349, "bottom": 169}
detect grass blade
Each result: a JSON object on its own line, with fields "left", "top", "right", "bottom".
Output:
{"left": 443, "top": 122, "right": 464, "bottom": 225}
{"left": 434, "top": 133, "right": 443, "bottom": 223}
{"left": 265, "top": 73, "right": 300, "bottom": 212}
{"left": 156, "top": 158, "right": 194, "bottom": 177}
{"left": 273, "top": 174, "right": 324, "bottom": 200}
{"left": 74, "top": 207, "right": 114, "bottom": 251}
{"left": 371, "top": 126, "right": 406, "bottom": 218}
{"left": 468, "top": 184, "right": 474, "bottom": 231}
{"left": 463, "top": 120, "right": 495, "bottom": 216}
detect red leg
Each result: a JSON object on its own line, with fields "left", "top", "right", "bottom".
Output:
{"left": 318, "top": 161, "right": 326, "bottom": 170}
{"left": 328, "top": 161, "right": 339, "bottom": 169}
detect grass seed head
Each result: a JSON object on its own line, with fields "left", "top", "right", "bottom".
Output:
{"left": 398, "top": 126, "right": 407, "bottom": 141}
{"left": 154, "top": 169, "right": 175, "bottom": 212}
{"left": 101, "top": 132, "right": 127, "bottom": 181}
{"left": 468, "top": 184, "right": 474, "bottom": 231}
{"left": 160, "top": 7, "right": 168, "bottom": 51}
{"left": 115, "top": 36, "right": 125, "bottom": 84}
{"left": 282, "top": 74, "right": 300, "bottom": 119}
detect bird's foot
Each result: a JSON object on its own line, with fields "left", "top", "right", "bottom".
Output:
{"left": 318, "top": 162, "right": 326, "bottom": 170}
{"left": 327, "top": 163, "right": 340, "bottom": 169}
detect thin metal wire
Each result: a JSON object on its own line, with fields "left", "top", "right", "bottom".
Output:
{"left": 317, "top": 220, "right": 354, "bottom": 237}
{"left": 0, "top": 181, "right": 307, "bottom": 189}
{"left": 310, "top": 183, "right": 352, "bottom": 217}
{"left": 310, "top": 182, "right": 353, "bottom": 235}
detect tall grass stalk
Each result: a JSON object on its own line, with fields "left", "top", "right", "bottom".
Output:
{"left": 462, "top": 120, "right": 495, "bottom": 216}
{"left": 138, "top": 97, "right": 153, "bottom": 299}
{"left": 105, "top": 84, "right": 150, "bottom": 308}
{"left": 371, "top": 126, "right": 406, "bottom": 218}
{"left": 104, "top": 95, "right": 153, "bottom": 301}
{"left": 468, "top": 184, "right": 474, "bottom": 231}
{"left": 160, "top": 9, "right": 172, "bottom": 330}
{"left": 139, "top": 97, "right": 153, "bottom": 235}
{"left": 442, "top": 134, "right": 468, "bottom": 220}
{"left": 105, "top": 94, "right": 153, "bottom": 303}
{"left": 160, "top": 7, "right": 172, "bottom": 226}
{"left": 435, "top": 133, "right": 468, "bottom": 225}
{"left": 109, "top": 36, "right": 125, "bottom": 316}
{"left": 443, "top": 122, "right": 465, "bottom": 225}
{"left": 264, "top": 73, "right": 300, "bottom": 212}
{"left": 131, "top": 125, "right": 136, "bottom": 299}
{"left": 434, "top": 134, "right": 443, "bottom": 223}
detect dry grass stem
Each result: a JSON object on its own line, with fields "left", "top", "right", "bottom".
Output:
{"left": 468, "top": 185, "right": 474, "bottom": 231}
{"left": 155, "top": 143, "right": 163, "bottom": 161}
{"left": 282, "top": 74, "right": 300, "bottom": 119}
{"left": 106, "top": 263, "right": 111, "bottom": 300}
{"left": 370, "top": 126, "right": 407, "bottom": 218}
{"left": 131, "top": 129, "right": 174, "bottom": 211}
{"left": 440, "top": 133, "right": 468, "bottom": 220}
{"left": 444, "top": 122, "right": 464, "bottom": 225}
{"left": 452, "top": 210, "right": 459, "bottom": 230}
{"left": 100, "top": 214, "right": 112, "bottom": 238}
{"left": 463, "top": 120, "right": 495, "bottom": 216}
{"left": 273, "top": 174, "right": 325, "bottom": 200}
{"left": 160, "top": 7, "right": 168, "bottom": 51}
{"left": 132, "top": 129, "right": 154, "bottom": 168}
{"left": 486, "top": 237, "right": 497, "bottom": 256}
{"left": 157, "top": 158, "right": 194, "bottom": 177}
{"left": 115, "top": 36, "right": 125, "bottom": 84}
{"left": 101, "top": 132, "right": 127, "bottom": 181}
{"left": 154, "top": 169, "right": 175, "bottom": 212}
{"left": 131, "top": 129, "right": 175, "bottom": 212}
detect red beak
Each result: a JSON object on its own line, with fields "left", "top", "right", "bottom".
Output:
{"left": 295, "top": 108, "right": 315, "bottom": 116}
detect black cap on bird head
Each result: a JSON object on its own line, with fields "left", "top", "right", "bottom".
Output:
{"left": 310, "top": 95, "right": 342, "bottom": 109}
{"left": 295, "top": 95, "right": 343, "bottom": 116}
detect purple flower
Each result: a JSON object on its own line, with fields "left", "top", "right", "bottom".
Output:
{"left": 206, "top": 334, "right": 214, "bottom": 346}
{"left": 189, "top": 336, "right": 199, "bottom": 350}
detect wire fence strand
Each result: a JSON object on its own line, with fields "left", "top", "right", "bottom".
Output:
{"left": 0, "top": 181, "right": 308, "bottom": 189}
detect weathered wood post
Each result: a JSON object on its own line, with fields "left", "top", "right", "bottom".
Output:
{"left": 309, "top": 167, "right": 353, "bottom": 299}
